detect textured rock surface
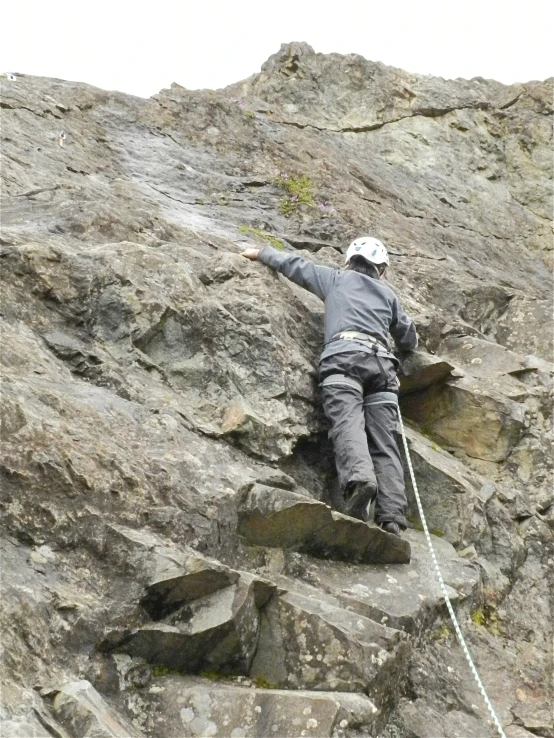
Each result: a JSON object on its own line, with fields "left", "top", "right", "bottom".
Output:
{"left": 1, "top": 44, "right": 553, "bottom": 738}
{"left": 238, "top": 484, "right": 411, "bottom": 563}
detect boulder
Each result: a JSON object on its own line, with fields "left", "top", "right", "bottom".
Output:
{"left": 103, "top": 524, "right": 240, "bottom": 617}
{"left": 274, "top": 530, "right": 480, "bottom": 636}
{"left": 401, "top": 377, "right": 526, "bottom": 461}
{"left": 128, "top": 677, "right": 378, "bottom": 738}
{"left": 51, "top": 680, "right": 144, "bottom": 737}
{"left": 493, "top": 296, "right": 554, "bottom": 363}
{"left": 238, "top": 485, "right": 411, "bottom": 564}
{"left": 251, "top": 588, "right": 409, "bottom": 726}
{"left": 399, "top": 350, "right": 459, "bottom": 396}
{"left": 438, "top": 335, "right": 528, "bottom": 379}
{"left": 400, "top": 425, "right": 489, "bottom": 546}
{"left": 102, "top": 575, "right": 270, "bottom": 675}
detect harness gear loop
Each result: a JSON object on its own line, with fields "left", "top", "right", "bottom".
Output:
{"left": 398, "top": 409, "right": 507, "bottom": 738}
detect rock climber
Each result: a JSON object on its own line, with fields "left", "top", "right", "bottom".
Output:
{"left": 241, "top": 237, "right": 418, "bottom": 537}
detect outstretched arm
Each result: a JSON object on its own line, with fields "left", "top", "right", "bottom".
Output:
{"left": 390, "top": 297, "right": 418, "bottom": 351}
{"left": 241, "top": 246, "right": 336, "bottom": 301}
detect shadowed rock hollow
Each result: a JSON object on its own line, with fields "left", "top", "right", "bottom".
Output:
{"left": 1, "top": 43, "right": 553, "bottom": 738}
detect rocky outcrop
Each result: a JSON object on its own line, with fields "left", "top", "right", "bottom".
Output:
{"left": 238, "top": 485, "right": 411, "bottom": 563}
{"left": 1, "top": 45, "right": 552, "bottom": 738}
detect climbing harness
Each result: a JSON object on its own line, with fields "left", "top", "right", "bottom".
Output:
{"left": 328, "top": 330, "right": 388, "bottom": 351}
{"left": 397, "top": 409, "right": 507, "bottom": 738}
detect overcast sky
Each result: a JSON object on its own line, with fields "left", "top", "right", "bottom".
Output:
{"left": 1, "top": 0, "right": 552, "bottom": 98}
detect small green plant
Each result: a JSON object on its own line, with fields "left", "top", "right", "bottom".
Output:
{"left": 239, "top": 224, "right": 283, "bottom": 249}
{"left": 246, "top": 110, "right": 255, "bottom": 119}
{"left": 273, "top": 173, "right": 315, "bottom": 217}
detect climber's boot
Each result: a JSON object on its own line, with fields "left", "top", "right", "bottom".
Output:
{"left": 379, "top": 521, "right": 402, "bottom": 537}
{"left": 342, "top": 481, "right": 377, "bottom": 522}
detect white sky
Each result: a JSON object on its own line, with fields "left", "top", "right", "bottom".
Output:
{"left": 1, "top": 0, "right": 552, "bottom": 98}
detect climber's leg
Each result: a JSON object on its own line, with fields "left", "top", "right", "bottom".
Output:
{"left": 364, "top": 391, "right": 408, "bottom": 529}
{"left": 320, "top": 376, "right": 377, "bottom": 495}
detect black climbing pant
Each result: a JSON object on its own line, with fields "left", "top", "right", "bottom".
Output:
{"left": 319, "top": 351, "right": 408, "bottom": 529}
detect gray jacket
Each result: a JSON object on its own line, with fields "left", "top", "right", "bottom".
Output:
{"left": 258, "top": 247, "right": 418, "bottom": 362}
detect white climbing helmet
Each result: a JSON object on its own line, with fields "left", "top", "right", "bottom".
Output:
{"left": 345, "top": 237, "right": 389, "bottom": 267}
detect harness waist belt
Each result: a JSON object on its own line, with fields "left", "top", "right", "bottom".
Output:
{"left": 328, "top": 331, "right": 388, "bottom": 351}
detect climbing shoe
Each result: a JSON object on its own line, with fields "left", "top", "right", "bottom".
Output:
{"left": 342, "top": 481, "right": 377, "bottom": 522}
{"left": 379, "top": 521, "right": 402, "bottom": 537}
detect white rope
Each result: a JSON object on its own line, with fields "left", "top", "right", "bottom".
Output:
{"left": 398, "top": 410, "right": 507, "bottom": 738}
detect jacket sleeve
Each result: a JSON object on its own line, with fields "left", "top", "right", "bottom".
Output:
{"left": 258, "top": 246, "right": 336, "bottom": 301}
{"left": 390, "top": 297, "right": 418, "bottom": 351}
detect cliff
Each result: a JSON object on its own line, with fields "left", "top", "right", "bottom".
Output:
{"left": 1, "top": 43, "right": 553, "bottom": 737}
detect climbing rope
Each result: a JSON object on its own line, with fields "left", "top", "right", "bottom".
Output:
{"left": 397, "top": 410, "right": 507, "bottom": 738}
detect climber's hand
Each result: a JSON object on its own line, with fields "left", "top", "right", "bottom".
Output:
{"left": 241, "top": 248, "right": 260, "bottom": 261}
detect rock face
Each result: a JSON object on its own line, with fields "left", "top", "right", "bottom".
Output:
{"left": 1, "top": 45, "right": 553, "bottom": 738}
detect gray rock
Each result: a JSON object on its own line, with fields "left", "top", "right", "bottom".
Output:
{"left": 51, "top": 680, "right": 144, "bottom": 737}
{"left": 126, "top": 676, "right": 378, "bottom": 738}
{"left": 399, "top": 350, "right": 458, "bottom": 396}
{"left": 275, "top": 530, "right": 480, "bottom": 636}
{"left": 401, "top": 377, "right": 526, "bottom": 461}
{"left": 401, "top": 426, "right": 488, "bottom": 546}
{"left": 0, "top": 47, "right": 552, "bottom": 738}
{"left": 103, "top": 576, "right": 265, "bottom": 675}
{"left": 438, "top": 335, "right": 528, "bottom": 379}
{"left": 251, "top": 588, "right": 409, "bottom": 729}
{"left": 103, "top": 524, "right": 242, "bottom": 617}
{"left": 238, "top": 485, "right": 411, "bottom": 564}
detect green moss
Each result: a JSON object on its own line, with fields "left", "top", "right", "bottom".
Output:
{"left": 406, "top": 514, "right": 424, "bottom": 532}
{"left": 239, "top": 224, "right": 283, "bottom": 249}
{"left": 471, "top": 596, "right": 502, "bottom": 636}
{"left": 273, "top": 173, "right": 315, "bottom": 217}
{"left": 151, "top": 665, "right": 184, "bottom": 678}
{"left": 245, "top": 110, "right": 255, "bottom": 119}
{"left": 435, "top": 622, "right": 451, "bottom": 641}
{"left": 406, "top": 514, "right": 442, "bottom": 537}
{"left": 252, "top": 676, "right": 277, "bottom": 689}
{"left": 200, "top": 669, "right": 228, "bottom": 681}
{"left": 471, "top": 608, "right": 486, "bottom": 626}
